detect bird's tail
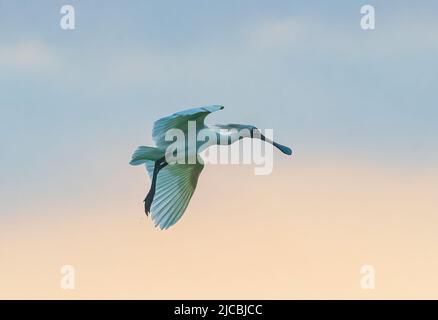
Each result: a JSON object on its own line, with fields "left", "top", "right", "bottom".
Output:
{"left": 129, "top": 146, "right": 164, "bottom": 166}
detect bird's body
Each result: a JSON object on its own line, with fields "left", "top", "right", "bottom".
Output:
{"left": 130, "top": 105, "right": 292, "bottom": 229}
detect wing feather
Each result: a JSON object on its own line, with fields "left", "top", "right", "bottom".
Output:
{"left": 148, "top": 163, "right": 204, "bottom": 229}
{"left": 152, "top": 105, "right": 223, "bottom": 148}
{"left": 158, "top": 188, "right": 190, "bottom": 228}
{"left": 154, "top": 175, "right": 189, "bottom": 223}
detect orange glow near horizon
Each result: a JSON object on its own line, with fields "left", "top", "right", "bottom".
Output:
{"left": 2, "top": 159, "right": 437, "bottom": 299}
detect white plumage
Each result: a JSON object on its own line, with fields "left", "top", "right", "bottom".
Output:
{"left": 130, "top": 105, "right": 291, "bottom": 229}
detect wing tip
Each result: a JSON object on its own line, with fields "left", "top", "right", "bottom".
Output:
{"left": 204, "top": 105, "right": 224, "bottom": 113}
{"left": 144, "top": 199, "right": 150, "bottom": 216}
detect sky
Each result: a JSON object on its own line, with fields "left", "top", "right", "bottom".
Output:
{"left": 1, "top": 0, "right": 438, "bottom": 299}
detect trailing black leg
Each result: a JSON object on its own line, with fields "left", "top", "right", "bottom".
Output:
{"left": 144, "top": 157, "right": 168, "bottom": 215}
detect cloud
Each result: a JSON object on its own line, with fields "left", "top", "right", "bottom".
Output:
{"left": 0, "top": 40, "right": 62, "bottom": 71}
{"left": 245, "top": 15, "right": 438, "bottom": 57}
{"left": 247, "top": 17, "right": 307, "bottom": 49}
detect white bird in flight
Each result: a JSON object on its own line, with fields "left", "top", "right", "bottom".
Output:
{"left": 130, "top": 105, "right": 292, "bottom": 229}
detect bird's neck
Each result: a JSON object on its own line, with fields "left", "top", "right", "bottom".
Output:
{"left": 215, "top": 130, "right": 249, "bottom": 146}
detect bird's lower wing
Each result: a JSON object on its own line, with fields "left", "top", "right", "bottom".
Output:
{"left": 145, "top": 161, "right": 204, "bottom": 229}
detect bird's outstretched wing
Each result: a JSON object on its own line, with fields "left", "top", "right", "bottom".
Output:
{"left": 152, "top": 105, "right": 223, "bottom": 148}
{"left": 145, "top": 161, "right": 204, "bottom": 229}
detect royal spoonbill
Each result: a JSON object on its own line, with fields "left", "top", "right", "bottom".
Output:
{"left": 130, "top": 105, "right": 292, "bottom": 229}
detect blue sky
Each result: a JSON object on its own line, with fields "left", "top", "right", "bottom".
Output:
{"left": 1, "top": 1, "right": 437, "bottom": 216}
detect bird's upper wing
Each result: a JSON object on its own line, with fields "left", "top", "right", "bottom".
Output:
{"left": 145, "top": 161, "right": 204, "bottom": 229}
{"left": 152, "top": 105, "right": 223, "bottom": 148}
